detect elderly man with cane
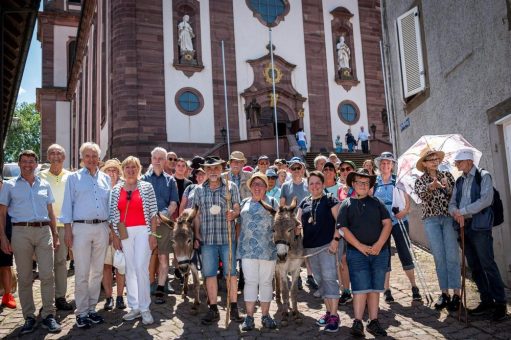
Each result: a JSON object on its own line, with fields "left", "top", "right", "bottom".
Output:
{"left": 449, "top": 149, "right": 507, "bottom": 321}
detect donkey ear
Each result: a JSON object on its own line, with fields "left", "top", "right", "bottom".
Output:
{"left": 158, "top": 212, "right": 174, "bottom": 229}
{"left": 259, "top": 200, "right": 277, "bottom": 216}
{"left": 289, "top": 196, "right": 297, "bottom": 211}
{"left": 186, "top": 206, "right": 198, "bottom": 222}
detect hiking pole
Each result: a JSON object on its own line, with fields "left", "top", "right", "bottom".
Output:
{"left": 458, "top": 226, "right": 468, "bottom": 324}
{"left": 225, "top": 176, "right": 232, "bottom": 328}
{"left": 396, "top": 217, "right": 433, "bottom": 305}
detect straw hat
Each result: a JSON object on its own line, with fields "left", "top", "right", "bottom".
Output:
{"left": 416, "top": 148, "right": 445, "bottom": 172}
{"left": 101, "top": 158, "right": 122, "bottom": 174}
{"left": 247, "top": 172, "right": 269, "bottom": 189}
{"left": 229, "top": 151, "right": 247, "bottom": 163}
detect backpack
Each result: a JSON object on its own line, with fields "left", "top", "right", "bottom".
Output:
{"left": 373, "top": 174, "right": 396, "bottom": 193}
{"left": 474, "top": 169, "right": 504, "bottom": 227}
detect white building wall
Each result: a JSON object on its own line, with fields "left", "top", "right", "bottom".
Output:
{"left": 53, "top": 25, "right": 77, "bottom": 87}
{"left": 322, "top": 0, "right": 368, "bottom": 148}
{"left": 162, "top": 0, "right": 215, "bottom": 143}
{"left": 232, "top": 1, "right": 311, "bottom": 141}
{"left": 55, "top": 101, "right": 71, "bottom": 169}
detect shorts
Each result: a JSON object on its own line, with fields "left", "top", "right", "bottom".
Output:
{"left": 156, "top": 222, "right": 173, "bottom": 254}
{"left": 104, "top": 244, "right": 114, "bottom": 266}
{"left": 201, "top": 243, "right": 237, "bottom": 278}
{"left": 0, "top": 215, "right": 13, "bottom": 267}
{"left": 308, "top": 247, "right": 340, "bottom": 299}
{"left": 347, "top": 246, "right": 390, "bottom": 294}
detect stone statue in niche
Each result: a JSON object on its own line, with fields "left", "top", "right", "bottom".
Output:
{"left": 178, "top": 15, "right": 197, "bottom": 64}
{"left": 337, "top": 35, "right": 352, "bottom": 79}
{"left": 245, "top": 98, "right": 261, "bottom": 128}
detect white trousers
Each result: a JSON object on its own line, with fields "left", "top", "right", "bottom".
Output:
{"left": 72, "top": 222, "right": 109, "bottom": 316}
{"left": 121, "top": 226, "right": 151, "bottom": 312}
{"left": 241, "top": 259, "right": 276, "bottom": 302}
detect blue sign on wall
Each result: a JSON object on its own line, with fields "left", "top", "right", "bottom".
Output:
{"left": 400, "top": 117, "right": 410, "bottom": 132}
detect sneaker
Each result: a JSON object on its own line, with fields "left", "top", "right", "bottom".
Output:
{"left": 123, "top": 309, "right": 141, "bottom": 321}
{"left": 339, "top": 291, "right": 353, "bottom": 305}
{"left": 412, "top": 286, "right": 422, "bottom": 301}
{"left": 367, "top": 319, "right": 387, "bottom": 337}
{"left": 261, "top": 315, "right": 277, "bottom": 329}
{"left": 87, "top": 311, "right": 104, "bottom": 324}
{"left": 492, "top": 303, "right": 507, "bottom": 322}
{"left": 20, "top": 317, "right": 37, "bottom": 335}
{"left": 306, "top": 275, "right": 319, "bottom": 290}
{"left": 448, "top": 294, "right": 461, "bottom": 312}
{"left": 384, "top": 289, "right": 395, "bottom": 303}
{"left": 241, "top": 315, "right": 255, "bottom": 331}
{"left": 230, "top": 306, "right": 243, "bottom": 322}
{"left": 434, "top": 293, "right": 450, "bottom": 310}
{"left": 55, "top": 297, "right": 73, "bottom": 311}
{"left": 350, "top": 319, "right": 365, "bottom": 337}
{"left": 141, "top": 310, "right": 154, "bottom": 325}
{"left": 297, "top": 276, "right": 303, "bottom": 290}
{"left": 103, "top": 297, "right": 114, "bottom": 310}
{"left": 201, "top": 308, "right": 220, "bottom": 325}
{"left": 468, "top": 301, "right": 495, "bottom": 316}
{"left": 116, "top": 296, "right": 126, "bottom": 309}
{"left": 1, "top": 293, "right": 16, "bottom": 309}
{"left": 316, "top": 311, "right": 330, "bottom": 326}
{"left": 324, "top": 314, "right": 340, "bottom": 333}
{"left": 41, "top": 314, "right": 61, "bottom": 333}
{"left": 75, "top": 315, "right": 91, "bottom": 328}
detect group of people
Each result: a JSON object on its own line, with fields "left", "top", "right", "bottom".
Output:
{"left": 0, "top": 142, "right": 507, "bottom": 337}
{"left": 342, "top": 125, "right": 370, "bottom": 154}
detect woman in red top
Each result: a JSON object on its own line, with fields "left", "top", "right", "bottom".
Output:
{"left": 109, "top": 156, "right": 158, "bottom": 325}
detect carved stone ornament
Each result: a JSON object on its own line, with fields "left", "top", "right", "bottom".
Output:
{"left": 264, "top": 64, "right": 283, "bottom": 84}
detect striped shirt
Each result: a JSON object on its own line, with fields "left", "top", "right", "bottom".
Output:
{"left": 192, "top": 179, "right": 240, "bottom": 245}
{"left": 109, "top": 180, "right": 158, "bottom": 234}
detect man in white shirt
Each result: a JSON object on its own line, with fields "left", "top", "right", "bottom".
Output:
{"left": 357, "top": 126, "right": 370, "bottom": 154}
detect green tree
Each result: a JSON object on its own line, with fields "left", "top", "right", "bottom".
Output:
{"left": 3, "top": 102, "right": 41, "bottom": 163}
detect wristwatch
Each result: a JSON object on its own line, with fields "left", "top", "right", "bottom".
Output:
{"left": 334, "top": 236, "right": 341, "bottom": 242}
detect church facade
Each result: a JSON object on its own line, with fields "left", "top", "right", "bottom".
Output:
{"left": 37, "top": 0, "right": 390, "bottom": 167}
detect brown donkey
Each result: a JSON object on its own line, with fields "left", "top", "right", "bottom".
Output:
{"left": 272, "top": 197, "right": 304, "bottom": 327}
{"left": 159, "top": 208, "right": 202, "bottom": 314}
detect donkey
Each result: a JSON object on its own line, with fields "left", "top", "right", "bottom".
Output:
{"left": 272, "top": 197, "right": 304, "bottom": 327}
{"left": 159, "top": 208, "right": 201, "bottom": 315}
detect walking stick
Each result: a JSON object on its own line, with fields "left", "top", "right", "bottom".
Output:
{"left": 458, "top": 227, "right": 468, "bottom": 324}
{"left": 396, "top": 218, "right": 434, "bottom": 305}
{"left": 224, "top": 176, "right": 232, "bottom": 328}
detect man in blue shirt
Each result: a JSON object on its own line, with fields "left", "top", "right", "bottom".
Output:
{"left": 61, "top": 142, "right": 111, "bottom": 328}
{"left": 0, "top": 150, "right": 61, "bottom": 334}
{"left": 141, "top": 147, "right": 179, "bottom": 301}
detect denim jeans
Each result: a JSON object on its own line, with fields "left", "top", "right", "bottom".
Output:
{"left": 423, "top": 216, "right": 461, "bottom": 290}
{"left": 461, "top": 224, "right": 506, "bottom": 304}
{"left": 348, "top": 143, "right": 354, "bottom": 152}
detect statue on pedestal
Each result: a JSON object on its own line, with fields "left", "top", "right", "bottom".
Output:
{"left": 178, "top": 15, "right": 196, "bottom": 64}
{"left": 245, "top": 98, "right": 261, "bottom": 128}
{"left": 337, "top": 35, "right": 352, "bottom": 79}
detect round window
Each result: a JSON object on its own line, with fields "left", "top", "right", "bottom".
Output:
{"left": 337, "top": 101, "right": 360, "bottom": 125}
{"left": 175, "top": 88, "right": 204, "bottom": 116}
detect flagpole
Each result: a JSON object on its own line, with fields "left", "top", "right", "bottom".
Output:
{"left": 269, "top": 28, "right": 280, "bottom": 159}
{"left": 221, "top": 40, "right": 231, "bottom": 156}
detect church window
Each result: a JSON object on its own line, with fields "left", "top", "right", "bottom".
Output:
{"left": 175, "top": 88, "right": 204, "bottom": 116}
{"left": 247, "top": 0, "right": 289, "bottom": 27}
{"left": 338, "top": 101, "right": 360, "bottom": 125}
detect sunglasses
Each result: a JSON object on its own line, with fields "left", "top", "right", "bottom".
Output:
{"left": 340, "top": 167, "right": 353, "bottom": 172}
{"left": 167, "top": 157, "right": 177, "bottom": 161}
{"left": 290, "top": 167, "right": 302, "bottom": 171}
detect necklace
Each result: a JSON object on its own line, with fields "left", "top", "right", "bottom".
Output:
{"left": 124, "top": 181, "right": 138, "bottom": 191}
{"left": 308, "top": 194, "right": 323, "bottom": 225}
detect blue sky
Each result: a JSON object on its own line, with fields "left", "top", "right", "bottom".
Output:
{"left": 16, "top": 14, "right": 42, "bottom": 105}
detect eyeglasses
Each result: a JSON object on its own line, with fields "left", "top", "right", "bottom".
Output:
{"left": 167, "top": 157, "right": 177, "bottom": 161}
{"left": 425, "top": 158, "right": 440, "bottom": 162}
{"left": 290, "top": 167, "right": 302, "bottom": 171}
{"left": 340, "top": 167, "right": 352, "bottom": 172}
{"left": 251, "top": 182, "right": 267, "bottom": 188}
{"left": 353, "top": 181, "right": 370, "bottom": 186}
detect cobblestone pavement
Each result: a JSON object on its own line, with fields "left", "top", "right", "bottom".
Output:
{"left": 1, "top": 243, "right": 510, "bottom": 339}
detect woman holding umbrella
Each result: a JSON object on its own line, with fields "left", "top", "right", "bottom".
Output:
{"left": 414, "top": 148, "right": 461, "bottom": 311}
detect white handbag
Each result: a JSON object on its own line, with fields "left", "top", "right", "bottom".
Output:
{"left": 113, "top": 250, "right": 126, "bottom": 275}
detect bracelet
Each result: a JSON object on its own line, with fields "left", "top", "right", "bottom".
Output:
{"left": 150, "top": 232, "right": 162, "bottom": 239}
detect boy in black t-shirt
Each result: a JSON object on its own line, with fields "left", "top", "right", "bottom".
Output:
{"left": 337, "top": 169, "right": 392, "bottom": 337}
